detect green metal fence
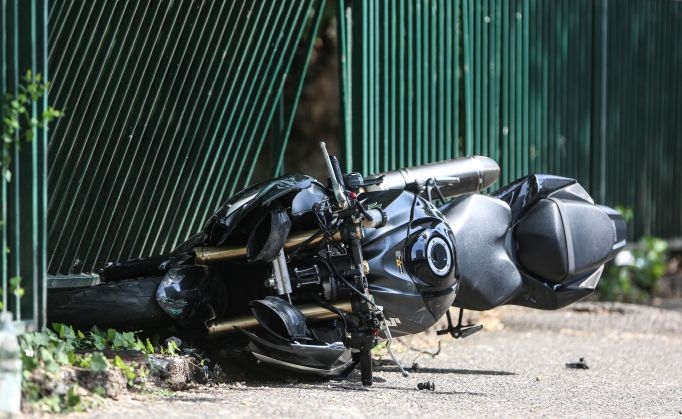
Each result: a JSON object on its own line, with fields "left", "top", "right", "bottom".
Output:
{"left": 47, "top": 0, "right": 326, "bottom": 277}
{"left": 346, "top": 0, "right": 682, "bottom": 240}
{"left": 1, "top": 0, "right": 49, "bottom": 330}
{"left": 602, "top": 0, "right": 682, "bottom": 238}
{"left": 344, "top": 0, "right": 461, "bottom": 174}
{"left": 4, "top": 0, "right": 681, "bottom": 326}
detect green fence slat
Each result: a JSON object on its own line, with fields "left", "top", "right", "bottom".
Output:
{"left": 127, "top": 1, "right": 222, "bottom": 258}
{"left": 144, "top": 1, "right": 245, "bottom": 255}
{"left": 54, "top": 1, "right": 146, "bottom": 268}
{"left": 1, "top": 0, "right": 6, "bottom": 313}
{"left": 1, "top": 0, "right": 48, "bottom": 330}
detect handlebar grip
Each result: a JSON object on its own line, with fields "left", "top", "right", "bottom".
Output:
{"left": 330, "top": 155, "right": 346, "bottom": 190}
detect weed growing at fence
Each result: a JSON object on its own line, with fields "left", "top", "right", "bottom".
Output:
{"left": 19, "top": 324, "right": 156, "bottom": 413}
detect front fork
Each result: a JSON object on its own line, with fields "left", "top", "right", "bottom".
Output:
{"left": 343, "top": 225, "right": 408, "bottom": 385}
{"left": 320, "top": 141, "right": 407, "bottom": 385}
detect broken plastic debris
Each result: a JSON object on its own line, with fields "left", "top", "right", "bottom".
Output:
{"left": 565, "top": 357, "right": 589, "bottom": 369}
{"left": 417, "top": 381, "right": 435, "bottom": 391}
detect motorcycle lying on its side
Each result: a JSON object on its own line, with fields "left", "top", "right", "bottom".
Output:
{"left": 48, "top": 143, "right": 626, "bottom": 385}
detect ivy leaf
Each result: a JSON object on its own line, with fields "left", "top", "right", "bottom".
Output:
{"left": 9, "top": 276, "right": 24, "bottom": 297}
{"left": 114, "top": 355, "right": 137, "bottom": 382}
{"left": 65, "top": 387, "right": 81, "bottom": 410}
{"left": 54, "top": 346, "right": 71, "bottom": 366}
{"left": 145, "top": 338, "right": 155, "bottom": 354}
{"left": 39, "top": 346, "right": 59, "bottom": 372}
{"left": 90, "top": 333, "right": 106, "bottom": 351}
{"left": 32, "top": 331, "right": 51, "bottom": 347}
{"left": 89, "top": 352, "right": 108, "bottom": 372}
{"left": 107, "top": 328, "right": 117, "bottom": 345}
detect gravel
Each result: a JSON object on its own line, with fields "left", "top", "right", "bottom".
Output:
{"left": 65, "top": 303, "right": 682, "bottom": 418}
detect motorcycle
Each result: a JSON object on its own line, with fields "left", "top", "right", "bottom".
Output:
{"left": 48, "top": 142, "right": 626, "bottom": 385}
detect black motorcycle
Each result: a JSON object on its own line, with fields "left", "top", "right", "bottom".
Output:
{"left": 48, "top": 143, "right": 626, "bottom": 385}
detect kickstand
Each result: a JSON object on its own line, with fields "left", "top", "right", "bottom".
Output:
{"left": 436, "top": 308, "right": 483, "bottom": 339}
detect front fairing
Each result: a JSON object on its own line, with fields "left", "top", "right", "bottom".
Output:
{"left": 202, "top": 174, "right": 327, "bottom": 246}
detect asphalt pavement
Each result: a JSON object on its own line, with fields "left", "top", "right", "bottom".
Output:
{"left": 71, "top": 302, "right": 682, "bottom": 418}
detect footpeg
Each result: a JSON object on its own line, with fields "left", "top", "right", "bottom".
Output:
{"left": 436, "top": 308, "right": 482, "bottom": 339}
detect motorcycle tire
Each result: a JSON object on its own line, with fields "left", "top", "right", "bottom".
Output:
{"left": 47, "top": 276, "right": 172, "bottom": 331}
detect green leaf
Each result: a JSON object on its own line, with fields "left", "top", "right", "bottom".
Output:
{"left": 166, "top": 339, "right": 180, "bottom": 356}
{"left": 89, "top": 352, "right": 108, "bottom": 371}
{"left": 65, "top": 387, "right": 81, "bottom": 409}
{"left": 42, "top": 394, "right": 62, "bottom": 413}
{"left": 9, "top": 276, "right": 24, "bottom": 297}
{"left": 39, "top": 346, "right": 59, "bottom": 372}
{"left": 114, "top": 355, "right": 137, "bottom": 382}
{"left": 107, "top": 328, "right": 117, "bottom": 344}
{"left": 32, "top": 331, "right": 51, "bottom": 347}
{"left": 112, "top": 332, "right": 124, "bottom": 349}
{"left": 58, "top": 324, "right": 76, "bottom": 341}
{"left": 54, "top": 346, "right": 71, "bottom": 366}
{"left": 9, "top": 275, "right": 21, "bottom": 288}
{"left": 91, "top": 333, "right": 106, "bottom": 351}
{"left": 145, "top": 338, "right": 155, "bottom": 354}
{"left": 120, "top": 331, "right": 136, "bottom": 348}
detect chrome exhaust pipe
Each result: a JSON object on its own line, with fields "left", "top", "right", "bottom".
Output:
{"left": 206, "top": 301, "right": 352, "bottom": 337}
{"left": 365, "top": 155, "right": 500, "bottom": 199}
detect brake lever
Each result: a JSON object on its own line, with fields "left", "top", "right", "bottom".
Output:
{"left": 319, "top": 141, "right": 349, "bottom": 210}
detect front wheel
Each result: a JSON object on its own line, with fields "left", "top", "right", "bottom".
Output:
{"left": 47, "top": 277, "right": 172, "bottom": 331}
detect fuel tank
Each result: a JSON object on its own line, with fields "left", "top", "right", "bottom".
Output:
{"left": 360, "top": 190, "right": 459, "bottom": 336}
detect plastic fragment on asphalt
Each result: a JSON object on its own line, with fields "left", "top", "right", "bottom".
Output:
{"left": 565, "top": 357, "right": 589, "bottom": 369}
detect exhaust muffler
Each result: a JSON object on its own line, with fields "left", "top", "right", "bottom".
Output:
{"left": 364, "top": 155, "right": 500, "bottom": 199}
